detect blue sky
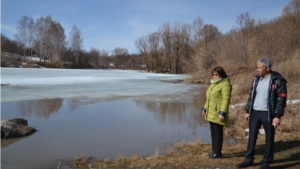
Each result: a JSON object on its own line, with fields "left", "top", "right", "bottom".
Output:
{"left": 1, "top": 0, "right": 291, "bottom": 54}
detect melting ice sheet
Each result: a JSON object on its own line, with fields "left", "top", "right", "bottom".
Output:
{"left": 1, "top": 68, "right": 199, "bottom": 103}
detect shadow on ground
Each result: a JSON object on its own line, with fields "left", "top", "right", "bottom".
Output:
{"left": 227, "top": 140, "right": 300, "bottom": 168}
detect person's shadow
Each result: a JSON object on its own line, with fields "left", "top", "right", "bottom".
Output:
{"left": 271, "top": 140, "right": 300, "bottom": 169}
{"left": 223, "top": 140, "right": 300, "bottom": 168}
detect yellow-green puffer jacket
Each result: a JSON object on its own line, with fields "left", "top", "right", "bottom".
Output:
{"left": 204, "top": 77, "right": 232, "bottom": 126}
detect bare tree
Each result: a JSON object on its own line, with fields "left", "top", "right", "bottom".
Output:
{"left": 199, "top": 24, "right": 221, "bottom": 47}
{"left": 69, "top": 25, "right": 83, "bottom": 65}
{"left": 28, "top": 17, "right": 35, "bottom": 59}
{"left": 15, "top": 16, "right": 34, "bottom": 61}
{"left": 135, "top": 33, "right": 163, "bottom": 72}
{"left": 49, "top": 21, "right": 66, "bottom": 62}
{"left": 171, "top": 22, "right": 192, "bottom": 74}
{"left": 148, "top": 32, "right": 163, "bottom": 72}
{"left": 236, "top": 12, "right": 256, "bottom": 37}
{"left": 112, "top": 47, "right": 129, "bottom": 69}
{"left": 99, "top": 49, "right": 109, "bottom": 68}
{"left": 56, "top": 22, "right": 66, "bottom": 62}
{"left": 35, "top": 17, "right": 46, "bottom": 62}
{"left": 35, "top": 16, "right": 53, "bottom": 62}
{"left": 192, "top": 16, "right": 204, "bottom": 44}
{"left": 34, "top": 16, "right": 66, "bottom": 62}
{"left": 160, "top": 22, "right": 173, "bottom": 72}
{"left": 283, "top": 0, "right": 300, "bottom": 17}
{"left": 137, "top": 22, "right": 193, "bottom": 73}
{"left": 88, "top": 47, "right": 100, "bottom": 66}
{"left": 283, "top": 0, "right": 300, "bottom": 48}
{"left": 135, "top": 36, "right": 153, "bottom": 71}
{"left": 236, "top": 13, "right": 254, "bottom": 29}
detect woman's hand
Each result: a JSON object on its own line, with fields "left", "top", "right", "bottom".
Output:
{"left": 202, "top": 110, "right": 206, "bottom": 116}
{"left": 219, "top": 115, "right": 224, "bottom": 121}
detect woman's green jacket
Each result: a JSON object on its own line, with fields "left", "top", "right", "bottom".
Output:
{"left": 204, "top": 77, "right": 232, "bottom": 126}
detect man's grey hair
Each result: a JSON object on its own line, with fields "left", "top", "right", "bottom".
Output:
{"left": 257, "top": 58, "right": 272, "bottom": 69}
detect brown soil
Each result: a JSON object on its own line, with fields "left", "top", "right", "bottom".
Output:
{"left": 69, "top": 133, "right": 300, "bottom": 169}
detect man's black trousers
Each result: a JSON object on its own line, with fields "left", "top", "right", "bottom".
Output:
{"left": 245, "top": 110, "right": 275, "bottom": 166}
{"left": 209, "top": 121, "right": 223, "bottom": 154}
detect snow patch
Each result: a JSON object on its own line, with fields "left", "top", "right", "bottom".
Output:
{"left": 230, "top": 99, "right": 300, "bottom": 109}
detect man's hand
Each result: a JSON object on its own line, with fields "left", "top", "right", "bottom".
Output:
{"left": 202, "top": 110, "right": 206, "bottom": 116}
{"left": 272, "top": 117, "right": 281, "bottom": 129}
{"left": 244, "top": 113, "right": 250, "bottom": 122}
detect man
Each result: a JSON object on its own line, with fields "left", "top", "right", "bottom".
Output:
{"left": 237, "top": 58, "right": 287, "bottom": 169}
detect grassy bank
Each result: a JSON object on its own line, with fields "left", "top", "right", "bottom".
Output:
{"left": 70, "top": 66, "right": 300, "bottom": 168}
{"left": 70, "top": 132, "right": 299, "bottom": 169}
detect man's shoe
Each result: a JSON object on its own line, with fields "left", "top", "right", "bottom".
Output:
{"left": 260, "top": 165, "right": 270, "bottom": 169}
{"left": 209, "top": 153, "right": 222, "bottom": 159}
{"left": 208, "top": 151, "right": 214, "bottom": 158}
{"left": 237, "top": 161, "right": 253, "bottom": 168}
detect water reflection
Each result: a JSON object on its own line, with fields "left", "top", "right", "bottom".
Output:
{"left": 14, "top": 86, "right": 208, "bottom": 125}
{"left": 1, "top": 86, "right": 217, "bottom": 169}
{"left": 66, "top": 98, "right": 108, "bottom": 111}
{"left": 1, "top": 136, "right": 28, "bottom": 148}
{"left": 17, "top": 98, "right": 63, "bottom": 119}
{"left": 192, "top": 86, "right": 208, "bottom": 109}
{"left": 135, "top": 86, "right": 208, "bottom": 132}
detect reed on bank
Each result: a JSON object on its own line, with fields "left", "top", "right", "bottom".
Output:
{"left": 69, "top": 130, "right": 300, "bottom": 169}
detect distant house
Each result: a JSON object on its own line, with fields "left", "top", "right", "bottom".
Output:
{"left": 140, "top": 64, "right": 147, "bottom": 68}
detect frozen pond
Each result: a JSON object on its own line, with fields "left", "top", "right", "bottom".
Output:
{"left": 1, "top": 68, "right": 199, "bottom": 103}
{"left": 1, "top": 68, "right": 216, "bottom": 169}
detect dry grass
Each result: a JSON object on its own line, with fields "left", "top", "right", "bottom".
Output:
{"left": 187, "top": 55, "right": 300, "bottom": 136}
{"left": 70, "top": 60, "right": 300, "bottom": 168}
{"left": 69, "top": 133, "right": 300, "bottom": 169}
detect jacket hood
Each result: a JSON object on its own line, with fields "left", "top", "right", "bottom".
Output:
{"left": 270, "top": 71, "right": 287, "bottom": 82}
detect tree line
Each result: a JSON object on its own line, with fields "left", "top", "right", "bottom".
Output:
{"left": 135, "top": 0, "right": 299, "bottom": 75}
{"left": 1, "top": 0, "right": 299, "bottom": 75}
{"left": 1, "top": 15, "right": 143, "bottom": 69}
{"left": 193, "top": 0, "right": 300, "bottom": 82}
{"left": 11, "top": 15, "right": 81, "bottom": 63}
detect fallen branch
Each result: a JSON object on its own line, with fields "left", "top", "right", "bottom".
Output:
{"left": 57, "top": 161, "right": 61, "bottom": 169}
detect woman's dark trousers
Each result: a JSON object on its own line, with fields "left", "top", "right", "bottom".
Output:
{"left": 245, "top": 110, "right": 275, "bottom": 167}
{"left": 209, "top": 122, "right": 223, "bottom": 154}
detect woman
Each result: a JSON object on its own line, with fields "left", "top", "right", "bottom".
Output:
{"left": 202, "top": 66, "right": 232, "bottom": 159}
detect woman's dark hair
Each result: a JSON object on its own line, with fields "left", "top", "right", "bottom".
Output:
{"left": 212, "top": 66, "right": 228, "bottom": 78}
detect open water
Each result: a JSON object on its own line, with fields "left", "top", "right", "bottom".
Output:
{"left": 1, "top": 68, "right": 216, "bottom": 169}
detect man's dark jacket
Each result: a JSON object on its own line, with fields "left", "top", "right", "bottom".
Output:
{"left": 245, "top": 71, "right": 287, "bottom": 121}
